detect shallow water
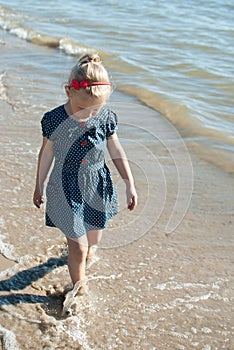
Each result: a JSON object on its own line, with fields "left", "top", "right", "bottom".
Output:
{"left": 0, "top": 6, "right": 234, "bottom": 350}
{"left": 0, "top": 0, "right": 234, "bottom": 172}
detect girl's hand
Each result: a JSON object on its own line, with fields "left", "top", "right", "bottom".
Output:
{"left": 126, "top": 185, "right": 138, "bottom": 211}
{"left": 33, "top": 190, "right": 45, "bottom": 209}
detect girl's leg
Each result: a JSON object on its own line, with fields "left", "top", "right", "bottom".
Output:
{"left": 66, "top": 235, "right": 88, "bottom": 285}
{"left": 86, "top": 230, "right": 103, "bottom": 260}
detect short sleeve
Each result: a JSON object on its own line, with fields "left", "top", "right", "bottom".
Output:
{"left": 41, "top": 112, "right": 52, "bottom": 139}
{"left": 106, "top": 111, "right": 118, "bottom": 138}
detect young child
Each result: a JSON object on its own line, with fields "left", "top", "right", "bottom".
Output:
{"left": 33, "top": 53, "right": 137, "bottom": 295}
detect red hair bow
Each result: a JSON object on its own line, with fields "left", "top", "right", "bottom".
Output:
{"left": 68, "top": 78, "right": 110, "bottom": 90}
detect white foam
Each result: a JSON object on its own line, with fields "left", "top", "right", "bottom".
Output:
{"left": 62, "top": 273, "right": 122, "bottom": 316}
{"left": 0, "top": 234, "right": 20, "bottom": 264}
{"left": 191, "top": 342, "right": 199, "bottom": 347}
{"left": 10, "top": 26, "right": 28, "bottom": 39}
{"left": 57, "top": 316, "right": 87, "bottom": 344}
{"left": 201, "top": 327, "right": 212, "bottom": 334}
{"left": 171, "top": 331, "right": 189, "bottom": 340}
{"left": 2, "top": 303, "right": 90, "bottom": 349}
{"left": 0, "top": 72, "right": 8, "bottom": 102}
{"left": 146, "top": 289, "right": 231, "bottom": 313}
{"left": 191, "top": 327, "right": 197, "bottom": 334}
{"left": 0, "top": 325, "right": 20, "bottom": 350}
{"left": 201, "top": 346, "right": 211, "bottom": 350}
{"left": 59, "top": 38, "right": 91, "bottom": 56}
{"left": 62, "top": 279, "right": 87, "bottom": 317}
{"left": 0, "top": 216, "right": 5, "bottom": 228}
{"left": 153, "top": 281, "right": 207, "bottom": 291}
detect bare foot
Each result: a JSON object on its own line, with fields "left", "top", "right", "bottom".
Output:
{"left": 75, "top": 284, "right": 88, "bottom": 296}
{"left": 62, "top": 280, "right": 88, "bottom": 316}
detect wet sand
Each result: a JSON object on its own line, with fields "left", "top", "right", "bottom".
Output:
{"left": 0, "top": 88, "right": 233, "bottom": 350}
{"left": 0, "top": 29, "right": 233, "bottom": 350}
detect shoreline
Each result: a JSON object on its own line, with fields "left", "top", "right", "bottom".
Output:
{"left": 0, "top": 27, "right": 233, "bottom": 175}
{"left": 0, "top": 32, "right": 233, "bottom": 349}
{"left": 0, "top": 90, "right": 234, "bottom": 348}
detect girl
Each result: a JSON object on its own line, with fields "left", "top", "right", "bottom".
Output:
{"left": 33, "top": 53, "right": 137, "bottom": 295}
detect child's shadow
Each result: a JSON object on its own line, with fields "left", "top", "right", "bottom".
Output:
{"left": 0, "top": 256, "right": 68, "bottom": 318}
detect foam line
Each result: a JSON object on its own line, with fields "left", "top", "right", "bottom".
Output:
{"left": 0, "top": 325, "right": 20, "bottom": 350}
{"left": 0, "top": 234, "right": 20, "bottom": 263}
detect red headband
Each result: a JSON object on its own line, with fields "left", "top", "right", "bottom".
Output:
{"left": 68, "top": 78, "right": 110, "bottom": 90}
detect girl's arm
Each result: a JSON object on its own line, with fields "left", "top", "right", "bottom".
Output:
{"left": 33, "top": 137, "right": 54, "bottom": 208}
{"left": 107, "top": 133, "right": 137, "bottom": 211}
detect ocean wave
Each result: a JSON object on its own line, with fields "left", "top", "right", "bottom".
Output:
{"left": 0, "top": 5, "right": 91, "bottom": 52}
{"left": 1, "top": 4, "right": 233, "bottom": 173}
{"left": 59, "top": 38, "right": 93, "bottom": 55}
{"left": 117, "top": 83, "right": 234, "bottom": 173}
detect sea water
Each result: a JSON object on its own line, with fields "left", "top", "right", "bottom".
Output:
{"left": 0, "top": 0, "right": 233, "bottom": 172}
{"left": 0, "top": 1, "right": 234, "bottom": 349}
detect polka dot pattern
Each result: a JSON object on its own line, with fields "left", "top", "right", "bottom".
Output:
{"left": 41, "top": 105, "right": 118, "bottom": 239}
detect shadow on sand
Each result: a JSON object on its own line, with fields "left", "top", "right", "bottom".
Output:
{"left": 0, "top": 257, "right": 67, "bottom": 309}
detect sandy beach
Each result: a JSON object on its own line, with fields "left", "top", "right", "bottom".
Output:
{"left": 0, "top": 87, "right": 233, "bottom": 349}
{"left": 0, "top": 19, "right": 233, "bottom": 348}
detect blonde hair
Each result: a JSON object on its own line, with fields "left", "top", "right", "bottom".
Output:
{"left": 68, "top": 53, "right": 111, "bottom": 99}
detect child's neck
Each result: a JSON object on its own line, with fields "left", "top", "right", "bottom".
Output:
{"left": 65, "top": 102, "right": 93, "bottom": 122}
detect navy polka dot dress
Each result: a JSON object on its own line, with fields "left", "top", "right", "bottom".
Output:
{"left": 41, "top": 105, "right": 118, "bottom": 239}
